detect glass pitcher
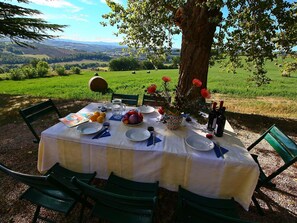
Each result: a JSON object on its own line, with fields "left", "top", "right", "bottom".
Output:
{"left": 111, "top": 99, "right": 126, "bottom": 119}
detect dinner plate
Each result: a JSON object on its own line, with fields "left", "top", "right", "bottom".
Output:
{"left": 125, "top": 128, "right": 150, "bottom": 142}
{"left": 138, "top": 105, "right": 155, "bottom": 114}
{"left": 185, "top": 134, "right": 215, "bottom": 151}
{"left": 77, "top": 122, "right": 102, "bottom": 135}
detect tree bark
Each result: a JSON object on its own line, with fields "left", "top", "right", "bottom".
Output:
{"left": 176, "top": 1, "right": 221, "bottom": 99}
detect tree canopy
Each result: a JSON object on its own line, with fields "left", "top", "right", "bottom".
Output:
{"left": 0, "top": 0, "right": 66, "bottom": 47}
{"left": 102, "top": 0, "right": 296, "bottom": 92}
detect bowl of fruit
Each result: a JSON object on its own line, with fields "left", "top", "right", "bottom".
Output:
{"left": 122, "top": 109, "right": 143, "bottom": 126}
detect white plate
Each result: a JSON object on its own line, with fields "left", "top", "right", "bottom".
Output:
{"left": 138, "top": 105, "right": 155, "bottom": 114}
{"left": 77, "top": 122, "right": 102, "bottom": 135}
{"left": 125, "top": 128, "right": 150, "bottom": 142}
{"left": 185, "top": 134, "right": 215, "bottom": 151}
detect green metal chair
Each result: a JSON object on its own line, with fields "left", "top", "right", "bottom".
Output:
{"left": 247, "top": 124, "right": 297, "bottom": 215}
{"left": 175, "top": 186, "right": 254, "bottom": 223}
{"left": 72, "top": 177, "right": 158, "bottom": 223}
{"left": 111, "top": 93, "right": 139, "bottom": 106}
{"left": 142, "top": 94, "right": 171, "bottom": 107}
{"left": 105, "top": 172, "right": 159, "bottom": 198}
{"left": 0, "top": 162, "right": 96, "bottom": 223}
{"left": 19, "top": 99, "right": 62, "bottom": 143}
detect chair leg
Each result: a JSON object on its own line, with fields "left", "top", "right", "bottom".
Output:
{"left": 32, "top": 206, "right": 41, "bottom": 223}
{"left": 252, "top": 195, "right": 264, "bottom": 216}
{"left": 79, "top": 204, "right": 85, "bottom": 223}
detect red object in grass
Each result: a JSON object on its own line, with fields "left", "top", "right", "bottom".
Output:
{"left": 206, "top": 133, "right": 213, "bottom": 139}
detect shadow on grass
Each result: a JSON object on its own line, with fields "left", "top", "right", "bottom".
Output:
{"left": 227, "top": 111, "right": 297, "bottom": 137}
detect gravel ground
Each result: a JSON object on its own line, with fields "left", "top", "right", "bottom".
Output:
{"left": 0, "top": 96, "right": 296, "bottom": 223}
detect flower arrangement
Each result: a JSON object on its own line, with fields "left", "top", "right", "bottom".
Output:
{"left": 146, "top": 76, "right": 211, "bottom": 118}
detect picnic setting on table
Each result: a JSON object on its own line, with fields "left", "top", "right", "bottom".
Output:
{"left": 38, "top": 100, "right": 260, "bottom": 211}
{"left": 3, "top": 93, "right": 296, "bottom": 223}
{"left": 2, "top": 76, "right": 295, "bottom": 223}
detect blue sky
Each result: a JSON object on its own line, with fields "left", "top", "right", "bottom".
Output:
{"left": 14, "top": 0, "right": 182, "bottom": 48}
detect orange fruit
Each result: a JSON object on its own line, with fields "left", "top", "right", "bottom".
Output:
{"left": 100, "top": 112, "right": 106, "bottom": 118}
{"left": 90, "top": 114, "right": 98, "bottom": 122}
{"left": 94, "top": 111, "right": 100, "bottom": 116}
{"left": 97, "top": 116, "right": 104, "bottom": 123}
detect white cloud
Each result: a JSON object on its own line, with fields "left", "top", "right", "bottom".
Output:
{"left": 80, "top": 0, "right": 96, "bottom": 5}
{"left": 30, "top": 0, "right": 82, "bottom": 12}
{"left": 35, "top": 13, "right": 89, "bottom": 22}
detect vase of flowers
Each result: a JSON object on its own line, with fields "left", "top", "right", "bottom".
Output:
{"left": 146, "top": 76, "right": 211, "bottom": 130}
{"left": 164, "top": 113, "right": 183, "bottom": 130}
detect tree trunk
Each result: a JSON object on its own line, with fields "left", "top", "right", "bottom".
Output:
{"left": 176, "top": 2, "right": 221, "bottom": 99}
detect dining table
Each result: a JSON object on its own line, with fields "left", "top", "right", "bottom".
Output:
{"left": 38, "top": 102, "right": 260, "bottom": 210}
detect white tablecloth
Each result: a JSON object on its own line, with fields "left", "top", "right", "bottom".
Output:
{"left": 38, "top": 103, "right": 259, "bottom": 210}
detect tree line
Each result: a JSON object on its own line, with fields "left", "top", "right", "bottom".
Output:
{"left": 0, "top": 51, "right": 111, "bottom": 65}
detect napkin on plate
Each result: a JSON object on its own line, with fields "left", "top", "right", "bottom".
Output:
{"left": 109, "top": 115, "right": 123, "bottom": 121}
{"left": 147, "top": 134, "right": 162, "bottom": 146}
{"left": 213, "top": 143, "right": 228, "bottom": 158}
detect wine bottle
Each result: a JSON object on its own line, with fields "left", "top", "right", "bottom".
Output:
{"left": 219, "top": 100, "right": 224, "bottom": 111}
{"left": 207, "top": 102, "right": 217, "bottom": 131}
{"left": 215, "top": 107, "right": 226, "bottom": 137}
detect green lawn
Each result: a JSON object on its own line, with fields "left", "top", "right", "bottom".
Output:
{"left": 0, "top": 60, "right": 296, "bottom": 101}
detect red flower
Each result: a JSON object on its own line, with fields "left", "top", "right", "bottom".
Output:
{"left": 162, "top": 76, "right": 171, "bottom": 82}
{"left": 147, "top": 84, "right": 157, "bottom": 94}
{"left": 201, "top": 88, "right": 211, "bottom": 99}
{"left": 192, "top": 79, "right": 202, "bottom": 87}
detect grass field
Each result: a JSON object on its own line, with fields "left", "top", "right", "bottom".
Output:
{"left": 0, "top": 61, "right": 296, "bottom": 119}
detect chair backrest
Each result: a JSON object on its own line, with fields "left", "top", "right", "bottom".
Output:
{"left": 248, "top": 125, "right": 297, "bottom": 188}
{"left": 0, "top": 162, "right": 81, "bottom": 200}
{"left": 182, "top": 199, "right": 255, "bottom": 223}
{"left": 72, "top": 177, "right": 157, "bottom": 223}
{"left": 176, "top": 186, "right": 241, "bottom": 222}
{"left": 19, "top": 99, "right": 61, "bottom": 143}
{"left": 105, "top": 172, "right": 159, "bottom": 197}
{"left": 111, "top": 93, "right": 139, "bottom": 106}
{"left": 263, "top": 125, "right": 297, "bottom": 164}
{"left": 142, "top": 94, "right": 171, "bottom": 107}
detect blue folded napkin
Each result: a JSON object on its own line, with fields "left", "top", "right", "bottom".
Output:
{"left": 109, "top": 115, "right": 123, "bottom": 121}
{"left": 213, "top": 143, "right": 228, "bottom": 158}
{"left": 147, "top": 134, "right": 162, "bottom": 146}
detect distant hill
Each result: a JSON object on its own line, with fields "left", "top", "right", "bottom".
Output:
{"left": 43, "top": 39, "right": 124, "bottom": 52}
{"left": 0, "top": 38, "right": 124, "bottom": 56}
{"left": 0, "top": 40, "right": 114, "bottom": 65}
{"left": 21, "top": 43, "right": 80, "bottom": 58}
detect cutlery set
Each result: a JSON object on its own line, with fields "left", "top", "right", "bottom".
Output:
{"left": 92, "top": 122, "right": 110, "bottom": 139}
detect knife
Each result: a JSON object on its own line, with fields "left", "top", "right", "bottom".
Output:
{"left": 92, "top": 122, "right": 110, "bottom": 139}
{"left": 217, "top": 142, "right": 224, "bottom": 159}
